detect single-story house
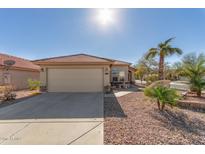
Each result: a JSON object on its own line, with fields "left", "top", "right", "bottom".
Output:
{"left": 33, "top": 53, "right": 136, "bottom": 92}
{"left": 0, "top": 53, "right": 40, "bottom": 90}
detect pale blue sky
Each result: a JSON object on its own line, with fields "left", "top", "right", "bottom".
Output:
{"left": 0, "top": 9, "right": 205, "bottom": 65}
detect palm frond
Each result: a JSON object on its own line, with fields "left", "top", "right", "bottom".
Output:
{"left": 164, "top": 37, "right": 175, "bottom": 45}
{"left": 167, "top": 47, "right": 183, "bottom": 56}
{"left": 182, "top": 53, "right": 205, "bottom": 96}
{"left": 158, "top": 43, "right": 165, "bottom": 49}
{"left": 145, "top": 48, "right": 158, "bottom": 59}
{"left": 157, "top": 38, "right": 182, "bottom": 57}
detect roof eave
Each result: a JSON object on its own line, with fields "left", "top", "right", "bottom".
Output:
{"left": 32, "top": 53, "right": 115, "bottom": 63}
{"left": 0, "top": 65, "right": 40, "bottom": 72}
{"left": 33, "top": 61, "right": 113, "bottom": 66}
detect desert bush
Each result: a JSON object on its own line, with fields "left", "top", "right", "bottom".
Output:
{"left": 144, "top": 85, "right": 180, "bottom": 111}
{"left": 0, "top": 85, "right": 16, "bottom": 101}
{"left": 27, "top": 79, "right": 41, "bottom": 90}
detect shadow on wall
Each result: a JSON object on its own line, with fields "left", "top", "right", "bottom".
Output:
{"left": 104, "top": 92, "right": 127, "bottom": 118}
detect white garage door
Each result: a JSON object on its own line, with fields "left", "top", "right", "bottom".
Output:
{"left": 48, "top": 68, "right": 103, "bottom": 92}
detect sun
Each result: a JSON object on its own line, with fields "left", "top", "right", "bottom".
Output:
{"left": 97, "top": 8, "right": 114, "bottom": 26}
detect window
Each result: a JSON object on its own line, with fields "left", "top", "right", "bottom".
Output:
{"left": 111, "top": 68, "right": 120, "bottom": 75}
{"left": 111, "top": 68, "right": 125, "bottom": 82}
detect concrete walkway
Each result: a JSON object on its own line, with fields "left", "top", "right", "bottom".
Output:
{"left": 0, "top": 93, "right": 104, "bottom": 145}
{"left": 105, "top": 86, "right": 138, "bottom": 98}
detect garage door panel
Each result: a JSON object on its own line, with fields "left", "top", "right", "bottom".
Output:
{"left": 48, "top": 68, "right": 103, "bottom": 92}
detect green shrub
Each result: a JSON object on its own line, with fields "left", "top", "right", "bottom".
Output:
{"left": 27, "top": 79, "right": 41, "bottom": 90}
{"left": 144, "top": 85, "right": 180, "bottom": 111}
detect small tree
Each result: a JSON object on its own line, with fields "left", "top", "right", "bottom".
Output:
{"left": 135, "top": 57, "right": 158, "bottom": 84}
{"left": 136, "top": 57, "right": 158, "bottom": 75}
{"left": 144, "top": 85, "right": 180, "bottom": 111}
{"left": 135, "top": 64, "right": 147, "bottom": 84}
{"left": 182, "top": 53, "right": 205, "bottom": 97}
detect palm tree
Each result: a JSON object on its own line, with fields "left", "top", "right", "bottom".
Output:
{"left": 182, "top": 53, "right": 205, "bottom": 97}
{"left": 145, "top": 38, "right": 183, "bottom": 80}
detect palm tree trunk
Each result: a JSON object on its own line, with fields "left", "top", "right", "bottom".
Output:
{"left": 158, "top": 53, "right": 164, "bottom": 80}
{"left": 157, "top": 99, "right": 161, "bottom": 110}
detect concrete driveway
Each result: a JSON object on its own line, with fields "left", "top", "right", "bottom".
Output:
{"left": 0, "top": 93, "right": 104, "bottom": 145}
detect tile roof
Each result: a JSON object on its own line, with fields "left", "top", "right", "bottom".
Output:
{"left": 33, "top": 53, "right": 113, "bottom": 63}
{"left": 0, "top": 53, "right": 40, "bottom": 71}
{"left": 33, "top": 53, "right": 131, "bottom": 65}
{"left": 112, "top": 60, "right": 131, "bottom": 65}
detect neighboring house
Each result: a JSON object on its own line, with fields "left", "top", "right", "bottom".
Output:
{"left": 0, "top": 53, "right": 40, "bottom": 90}
{"left": 33, "top": 53, "right": 136, "bottom": 92}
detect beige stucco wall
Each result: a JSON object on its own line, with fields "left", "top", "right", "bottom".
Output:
{"left": 0, "top": 69, "right": 40, "bottom": 90}
{"left": 111, "top": 66, "right": 129, "bottom": 82}
{"left": 39, "top": 65, "right": 111, "bottom": 89}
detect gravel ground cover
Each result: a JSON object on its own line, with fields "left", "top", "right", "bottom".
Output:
{"left": 104, "top": 91, "right": 205, "bottom": 144}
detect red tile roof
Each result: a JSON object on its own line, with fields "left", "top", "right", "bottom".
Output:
{"left": 33, "top": 53, "right": 131, "bottom": 65}
{"left": 0, "top": 53, "right": 40, "bottom": 71}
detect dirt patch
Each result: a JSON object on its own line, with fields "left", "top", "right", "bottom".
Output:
{"left": 104, "top": 91, "right": 205, "bottom": 144}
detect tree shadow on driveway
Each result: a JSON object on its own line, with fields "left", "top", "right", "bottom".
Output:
{"left": 104, "top": 92, "right": 127, "bottom": 118}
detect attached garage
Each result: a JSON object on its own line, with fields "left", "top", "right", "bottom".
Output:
{"left": 47, "top": 68, "right": 104, "bottom": 92}
{"left": 33, "top": 54, "right": 116, "bottom": 93}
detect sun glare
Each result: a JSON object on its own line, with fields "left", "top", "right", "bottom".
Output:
{"left": 97, "top": 8, "right": 114, "bottom": 26}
